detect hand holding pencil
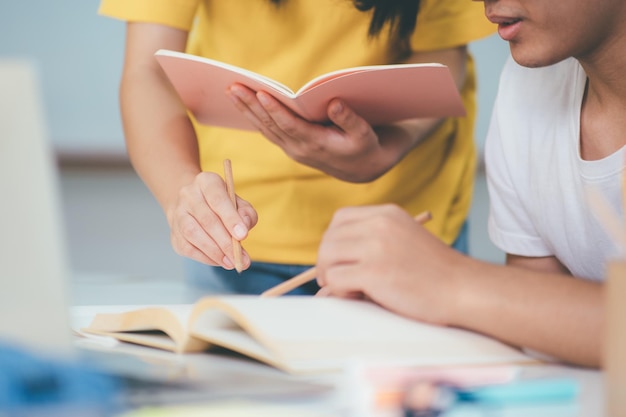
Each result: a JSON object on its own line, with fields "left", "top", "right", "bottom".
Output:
{"left": 307, "top": 204, "right": 473, "bottom": 325}
{"left": 164, "top": 160, "right": 257, "bottom": 272}
{"left": 262, "top": 208, "right": 432, "bottom": 297}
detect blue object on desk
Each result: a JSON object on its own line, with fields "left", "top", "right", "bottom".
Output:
{"left": 455, "top": 378, "right": 579, "bottom": 405}
{"left": 403, "top": 378, "right": 579, "bottom": 417}
{"left": 0, "top": 341, "right": 122, "bottom": 415}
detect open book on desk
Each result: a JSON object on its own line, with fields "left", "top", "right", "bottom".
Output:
{"left": 81, "top": 296, "right": 533, "bottom": 375}
{"left": 154, "top": 49, "right": 466, "bottom": 131}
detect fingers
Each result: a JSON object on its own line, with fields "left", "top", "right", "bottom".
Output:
{"left": 226, "top": 84, "right": 331, "bottom": 160}
{"left": 255, "top": 91, "right": 308, "bottom": 138}
{"left": 236, "top": 196, "right": 258, "bottom": 229}
{"left": 315, "top": 286, "right": 366, "bottom": 300}
{"left": 169, "top": 172, "right": 257, "bottom": 270}
{"left": 316, "top": 263, "right": 369, "bottom": 298}
{"left": 196, "top": 173, "right": 249, "bottom": 239}
{"left": 316, "top": 212, "right": 377, "bottom": 288}
{"left": 170, "top": 214, "right": 249, "bottom": 269}
{"left": 316, "top": 204, "right": 418, "bottom": 294}
{"left": 227, "top": 85, "right": 299, "bottom": 147}
{"left": 227, "top": 85, "right": 390, "bottom": 183}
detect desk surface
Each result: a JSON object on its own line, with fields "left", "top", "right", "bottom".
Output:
{"left": 70, "top": 274, "right": 606, "bottom": 417}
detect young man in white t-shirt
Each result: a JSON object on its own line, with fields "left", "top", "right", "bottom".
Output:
{"left": 314, "top": 0, "right": 626, "bottom": 368}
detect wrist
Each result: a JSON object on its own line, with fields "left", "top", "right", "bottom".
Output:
{"left": 159, "top": 169, "right": 201, "bottom": 224}
{"left": 443, "top": 254, "right": 484, "bottom": 328}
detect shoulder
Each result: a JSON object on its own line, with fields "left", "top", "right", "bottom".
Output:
{"left": 98, "top": 0, "right": 199, "bottom": 30}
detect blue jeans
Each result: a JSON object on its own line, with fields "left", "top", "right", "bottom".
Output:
{"left": 186, "top": 220, "right": 469, "bottom": 296}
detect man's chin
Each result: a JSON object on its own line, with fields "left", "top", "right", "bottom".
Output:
{"left": 510, "top": 48, "right": 568, "bottom": 69}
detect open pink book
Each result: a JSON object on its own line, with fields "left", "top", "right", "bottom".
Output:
{"left": 155, "top": 49, "right": 466, "bottom": 131}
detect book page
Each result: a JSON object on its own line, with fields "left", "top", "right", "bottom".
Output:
{"left": 83, "top": 328, "right": 180, "bottom": 352}
{"left": 85, "top": 305, "right": 195, "bottom": 331}
{"left": 188, "top": 296, "right": 532, "bottom": 374}
{"left": 80, "top": 304, "right": 206, "bottom": 352}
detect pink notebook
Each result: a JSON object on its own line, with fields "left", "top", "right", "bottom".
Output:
{"left": 155, "top": 49, "right": 466, "bottom": 131}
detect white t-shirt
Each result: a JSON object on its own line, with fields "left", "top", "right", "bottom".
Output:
{"left": 485, "top": 56, "right": 625, "bottom": 281}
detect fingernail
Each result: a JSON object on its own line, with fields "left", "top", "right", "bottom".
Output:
{"left": 233, "top": 224, "right": 247, "bottom": 239}
{"left": 257, "top": 92, "right": 270, "bottom": 106}
{"left": 243, "top": 215, "right": 252, "bottom": 228}
{"left": 331, "top": 100, "right": 343, "bottom": 116}
{"left": 229, "top": 85, "right": 242, "bottom": 97}
{"left": 222, "top": 256, "right": 234, "bottom": 269}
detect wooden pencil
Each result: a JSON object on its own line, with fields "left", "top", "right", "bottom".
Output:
{"left": 260, "top": 266, "right": 318, "bottom": 298}
{"left": 223, "top": 159, "right": 244, "bottom": 273}
{"left": 260, "top": 210, "right": 432, "bottom": 297}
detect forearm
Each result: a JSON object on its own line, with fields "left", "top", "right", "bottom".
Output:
{"left": 451, "top": 258, "right": 604, "bottom": 367}
{"left": 120, "top": 59, "right": 201, "bottom": 215}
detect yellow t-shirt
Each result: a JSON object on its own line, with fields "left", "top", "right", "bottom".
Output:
{"left": 99, "top": 0, "right": 495, "bottom": 264}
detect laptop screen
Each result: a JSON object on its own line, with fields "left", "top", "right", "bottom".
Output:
{"left": 0, "top": 59, "right": 73, "bottom": 354}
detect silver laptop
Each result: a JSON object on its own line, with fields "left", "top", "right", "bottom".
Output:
{"left": 0, "top": 59, "right": 73, "bottom": 355}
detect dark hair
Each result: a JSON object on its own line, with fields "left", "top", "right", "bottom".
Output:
{"left": 269, "top": 0, "right": 421, "bottom": 41}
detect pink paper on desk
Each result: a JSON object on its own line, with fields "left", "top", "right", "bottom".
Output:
{"left": 350, "top": 363, "right": 519, "bottom": 414}
{"left": 364, "top": 364, "right": 519, "bottom": 388}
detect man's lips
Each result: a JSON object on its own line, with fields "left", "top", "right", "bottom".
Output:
{"left": 487, "top": 15, "right": 523, "bottom": 41}
{"left": 487, "top": 14, "right": 522, "bottom": 25}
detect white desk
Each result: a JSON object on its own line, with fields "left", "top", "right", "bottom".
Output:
{"left": 70, "top": 275, "right": 607, "bottom": 417}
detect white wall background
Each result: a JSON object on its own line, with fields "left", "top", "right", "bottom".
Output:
{"left": 1, "top": 1, "right": 510, "bottom": 158}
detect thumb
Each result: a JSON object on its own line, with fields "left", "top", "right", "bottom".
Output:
{"left": 327, "top": 99, "right": 367, "bottom": 134}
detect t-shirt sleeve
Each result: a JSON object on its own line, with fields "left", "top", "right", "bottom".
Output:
{"left": 485, "top": 59, "right": 553, "bottom": 257}
{"left": 98, "top": 0, "right": 200, "bottom": 31}
{"left": 410, "top": 0, "right": 496, "bottom": 51}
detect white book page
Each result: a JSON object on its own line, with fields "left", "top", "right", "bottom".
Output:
{"left": 193, "top": 296, "right": 530, "bottom": 369}
{"left": 70, "top": 304, "right": 194, "bottom": 331}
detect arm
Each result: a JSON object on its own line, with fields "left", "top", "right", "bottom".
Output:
{"left": 315, "top": 205, "right": 604, "bottom": 368}
{"left": 225, "top": 46, "right": 467, "bottom": 183}
{"left": 506, "top": 253, "right": 571, "bottom": 275}
{"left": 120, "top": 22, "right": 258, "bottom": 270}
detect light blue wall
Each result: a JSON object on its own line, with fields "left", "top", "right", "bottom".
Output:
{"left": 470, "top": 34, "right": 510, "bottom": 155}
{"left": 1, "top": 2, "right": 509, "bottom": 157}
{"left": 1, "top": 0, "right": 126, "bottom": 156}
